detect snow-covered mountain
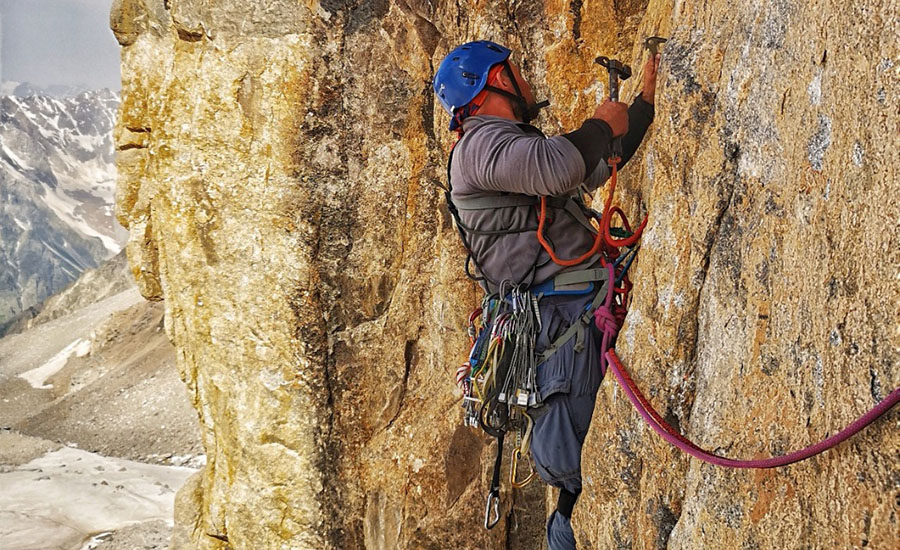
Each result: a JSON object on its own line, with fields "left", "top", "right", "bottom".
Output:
{"left": 0, "top": 81, "right": 95, "bottom": 99}
{"left": 0, "top": 86, "right": 125, "bottom": 329}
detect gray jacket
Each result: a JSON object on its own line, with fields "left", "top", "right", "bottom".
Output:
{"left": 449, "top": 115, "right": 611, "bottom": 291}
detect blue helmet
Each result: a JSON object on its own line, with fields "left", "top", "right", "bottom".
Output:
{"left": 433, "top": 40, "right": 511, "bottom": 116}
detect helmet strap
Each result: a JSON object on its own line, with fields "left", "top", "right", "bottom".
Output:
{"left": 483, "top": 61, "right": 550, "bottom": 124}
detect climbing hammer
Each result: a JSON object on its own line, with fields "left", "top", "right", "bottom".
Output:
{"left": 595, "top": 56, "right": 632, "bottom": 158}
{"left": 644, "top": 36, "right": 668, "bottom": 56}
{"left": 594, "top": 56, "right": 632, "bottom": 103}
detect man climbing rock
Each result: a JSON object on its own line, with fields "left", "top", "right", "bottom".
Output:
{"left": 433, "top": 40, "right": 659, "bottom": 549}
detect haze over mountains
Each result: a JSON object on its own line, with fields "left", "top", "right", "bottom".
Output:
{"left": 0, "top": 83, "right": 125, "bottom": 330}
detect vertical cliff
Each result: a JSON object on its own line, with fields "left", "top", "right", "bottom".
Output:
{"left": 111, "top": 1, "right": 897, "bottom": 548}
{"left": 577, "top": 1, "right": 899, "bottom": 548}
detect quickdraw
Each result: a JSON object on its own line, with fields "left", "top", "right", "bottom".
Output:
{"left": 459, "top": 283, "right": 543, "bottom": 529}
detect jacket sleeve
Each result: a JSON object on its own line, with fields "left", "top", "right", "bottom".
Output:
{"left": 559, "top": 118, "right": 615, "bottom": 193}
{"left": 583, "top": 152, "right": 611, "bottom": 192}
{"left": 461, "top": 125, "right": 591, "bottom": 197}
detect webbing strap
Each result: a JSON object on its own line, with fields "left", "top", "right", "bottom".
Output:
{"left": 484, "top": 433, "right": 503, "bottom": 529}
{"left": 457, "top": 224, "right": 539, "bottom": 236}
{"left": 552, "top": 267, "right": 607, "bottom": 287}
{"left": 545, "top": 196, "right": 572, "bottom": 209}
{"left": 561, "top": 198, "right": 600, "bottom": 235}
{"left": 539, "top": 275, "right": 610, "bottom": 362}
{"left": 452, "top": 193, "right": 584, "bottom": 214}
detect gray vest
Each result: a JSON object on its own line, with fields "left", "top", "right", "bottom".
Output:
{"left": 446, "top": 116, "right": 611, "bottom": 292}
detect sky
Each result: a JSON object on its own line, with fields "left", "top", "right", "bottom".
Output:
{"left": 1, "top": 0, "right": 121, "bottom": 90}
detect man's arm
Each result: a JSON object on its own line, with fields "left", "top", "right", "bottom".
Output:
{"left": 462, "top": 125, "right": 602, "bottom": 197}
{"left": 615, "top": 93, "right": 655, "bottom": 169}
{"left": 560, "top": 118, "right": 614, "bottom": 181}
{"left": 462, "top": 55, "right": 658, "bottom": 197}
{"left": 616, "top": 54, "right": 660, "bottom": 169}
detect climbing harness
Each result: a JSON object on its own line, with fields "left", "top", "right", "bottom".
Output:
{"left": 448, "top": 53, "right": 646, "bottom": 530}
{"left": 458, "top": 266, "right": 631, "bottom": 529}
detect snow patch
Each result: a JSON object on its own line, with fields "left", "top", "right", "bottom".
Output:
{"left": 79, "top": 532, "right": 113, "bottom": 550}
{"left": 143, "top": 453, "right": 207, "bottom": 469}
{"left": 18, "top": 338, "right": 90, "bottom": 389}
{"left": 40, "top": 182, "right": 121, "bottom": 254}
{"left": 0, "top": 143, "right": 31, "bottom": 170}
{"left": 0, "top": 447, "right": 197, "bottom": 550}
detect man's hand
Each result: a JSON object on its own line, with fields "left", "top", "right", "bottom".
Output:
{"left": 641, "top": 54, "right": 661, "bottom": 104}
{"left": 592, "top": 101, "right": 629, "bottom": 137}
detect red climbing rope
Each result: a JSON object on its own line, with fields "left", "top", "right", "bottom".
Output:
{"left": 592, "top": 269, "right": 899, "bottom": 469}
{"left": 603, "top": 349, "right": 900, "bottom": 468}
{"left": 600, "top": 158, "right": 647, "bottom": 249}
{"left": 537, "top": 157, "right": 646, "bottom": 266}
{"left": 535, "top": 194, "right": 605, "bottom": 266}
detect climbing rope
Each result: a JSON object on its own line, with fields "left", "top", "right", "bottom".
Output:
{"left": 599, "top": 157, "right": 647, "bottom": 249}
{"left": 591, "top": 261, "right": 900, "bottom": 468}
{"left": 536, "top": 155, "right": 647, "bottom": 266}
{"left": 536, "top": 195, "right": 606, "bottom": 266}
{"left": 604, "top": 349, "right": 900, "bottom": 468}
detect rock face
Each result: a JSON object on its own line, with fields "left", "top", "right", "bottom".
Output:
{"left": 576, "top": 2, "right": 899, "bottom": 549}
{"left": 111, "top": 1, "right": 897, "bottom": 549}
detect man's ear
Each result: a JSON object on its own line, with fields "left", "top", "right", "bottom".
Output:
{"left": 494, "top": 68, "right": 514, "bottom": 92}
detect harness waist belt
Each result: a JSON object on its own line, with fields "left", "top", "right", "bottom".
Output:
{"left": 535, "top": 267, "right": 611, "bottom": 365}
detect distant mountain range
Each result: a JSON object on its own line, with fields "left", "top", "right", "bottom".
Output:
{"left": 0, "top": 81, "right": 99, "bottom": 99}
{"left": 0, "top": 84, "right": 125, "bottom": 330}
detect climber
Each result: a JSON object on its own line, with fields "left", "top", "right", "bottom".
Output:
{"left": 433, "top": 40, "right": 659, "bottom": 549}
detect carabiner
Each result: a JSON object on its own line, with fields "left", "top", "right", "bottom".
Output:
{"left": 484, "top": 487, "right": 501, "bottom": 529}
{"left": 510, "top": 448, "right": 537, "bottom": 489}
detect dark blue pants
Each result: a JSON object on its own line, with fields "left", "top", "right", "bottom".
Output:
{"left": 530, "top": 291, "right": 604, "bottom": 495}
{"left": 529, "top": 291, "right": 604, "bottom": 550}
